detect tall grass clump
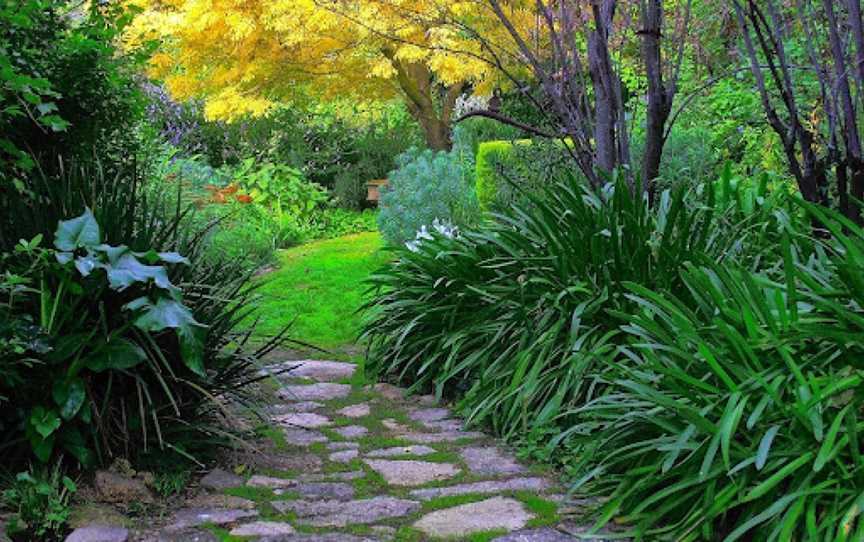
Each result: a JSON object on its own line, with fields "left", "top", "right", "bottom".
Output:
{"left": 362, "top": 172, "right": 787, "bottom": 439}
{"left": 362, "top": 167, "right": 864, "bottom": 538}
{"left": 559, "top": 203, "right": 864, "bottom": 540}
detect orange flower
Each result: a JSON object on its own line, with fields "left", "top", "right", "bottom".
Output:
{"left": 223, "top": 183, "right": 239, "bottom": 195}
{"left": 235, "top": 194, "right": 253, "bottom": 203}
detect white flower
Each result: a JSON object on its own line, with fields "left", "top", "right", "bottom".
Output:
{"left": 404, "top": 219, "right": 460, "bottom": 252}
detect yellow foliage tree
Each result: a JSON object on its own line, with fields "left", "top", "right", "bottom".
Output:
{"left": 127, "top": 0, "right": 528, "bottom": 150}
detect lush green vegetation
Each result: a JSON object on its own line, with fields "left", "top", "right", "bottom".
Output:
{"left": 253, "top": 233, "right": 388, "bottom": 349}
{"left": 4, "top": 0, "right": 864, "bottom": 540}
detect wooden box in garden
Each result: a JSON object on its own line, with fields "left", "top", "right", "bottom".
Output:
{"left": 367, "top": 179, "right": 389, "bottom": 204}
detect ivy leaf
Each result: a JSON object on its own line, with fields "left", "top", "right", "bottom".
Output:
{"left": 85, "top": 339, "right": 147, "bottom": 372}
{"left": 54, "top": 208, "right": 100, "bottom": 251}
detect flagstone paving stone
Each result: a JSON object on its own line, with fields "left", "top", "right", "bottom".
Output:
{"left": 337, "top": 403, "right": 371, "bottom": 418}
{"left": 274, "top": 360, "right": 357, "bottom": 382}
{"left": 274, "top": 412, "right": 333, "bottom": 428}
{"left": 408, "top": 477, "right": 551, "bottom": 500}
{"left": 363, "top": 459, "right": 460, "bottom": 486}
{"left": 334, "top": 424, "right": 369, "bottom": 438}
{"left": 461, "top": 445, "right": 526, "bottom": 476}
{"left": 272, "top": 496, "right": 421, "bottom": 527}
{"left": 279, "top": 383, "right": 351, "bottom": 401}
{"left": 365, "top": 445, "right": 436, "bottom": 457}
{"left": 413, "top": 497, "right": 533, "bottom": 538}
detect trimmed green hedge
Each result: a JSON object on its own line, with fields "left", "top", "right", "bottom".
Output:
{"left": 475, "top": 139, "right": 527, "bottom": 210}
{"left": 475, "top": 138, "right": 577, "bottom": 211}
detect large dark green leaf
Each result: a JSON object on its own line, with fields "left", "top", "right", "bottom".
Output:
{"left": 52, "top": 379, "right": 86, "bottom": 420}
{"left": 85, "top": 339, "right": 147, "bottom": 373}
{"left": 126, "top": 296, "right": 207, "bottom": 376}
{"left": 54, "top": 208, "right": 100, "bottom": 251}
{"left": 106, "top": 253, "right": 176, "bottom": 291}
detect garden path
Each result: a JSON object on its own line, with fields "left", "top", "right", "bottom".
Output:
{"left": 68, "top": 357, "right": 622, "bottom": 542}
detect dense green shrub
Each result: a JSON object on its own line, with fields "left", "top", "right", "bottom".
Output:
{"left": 475, "top": 139, "right": 577, "bottom": 211}
{"left": 377, "top": 148, "right": 479, "bottom": 246}
{"left": 0, "top": 1, "right": 144, "bottom": 184}
{"left": 333, "top": 170, "right": 369, "bottom": 210}
{"left": 0, "top": 156, "right": 287, "bottom": 471}
{"left": 475, "top": 140, "right": 519, "bottom": 211}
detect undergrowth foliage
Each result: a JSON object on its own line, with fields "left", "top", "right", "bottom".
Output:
{"left": 0, "top": 157, "right": 288, "bottom": 469}
{"left": 361, "top": 172, "right": 864, "bottom": 539}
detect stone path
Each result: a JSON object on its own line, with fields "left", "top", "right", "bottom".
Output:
{"left": 65, "top": 358, "right": 623, "bottom": 542}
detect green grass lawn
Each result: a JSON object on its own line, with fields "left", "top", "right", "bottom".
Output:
{"left": 251, "top": 232, "right": 389, "bottom": 350}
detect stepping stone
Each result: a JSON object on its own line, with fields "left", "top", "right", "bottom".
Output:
{"left": 461, "top": 446, "right": 525, "bottom": 476}
{"left": 298, "top": 470, "right": 366, "bottom": 483}
{"left": 199, "top": 468, "right": 242, "bottom": 491}
{"left": 279, "top": 383, "right": 351, "bottom": 401}
{"left": 229, "top": 521, "right": 296, "bottom": 536}
{"left": 409, "top": 477, "right": 550, "bottom": 500}
{"left": 185, "top": 494, "right": 256, "bottom": 510}
{"left": 269, "top": 401, "right": 324, "bottom": 413}
{"left": 327, "top": 442, "right": 360, "bottom": 451}
{"left": 272, "top": 496, "right": 420, "bottom": 527}
{"left": 337, "top": 403, "right": 371, "bottom": 418}
{"left": 150, "top": 530, "right": 219, "bottom": 542}
{"left": 422, "top": 419, "right": 465, "bottom": 432}
{"left": 408, "top": 407, "right": 451, "bottom": 422}
{"left": 416, "top": 394, "right": 437, "bottom": 406}
{"left": 363, "top": 459, "right": 460, "bottom": 486}
{"left": 366, "top": 445, "right": 436, "bottom": 458}
{"left": 493, "top": 528, "right": 580, "bottom": 541}
{"left": 294, "top": 482, "right": 355, "bottom": 500}
{"left": 330, "top": 449, "right": 359, "bottom": 463}
{"left": 403, "top": 431, "right": 484, "bottom": 443}
{"left": 65, "top": 526, "right": 129, "bottom": 542}
{"left": 413, "top": 497, "right": 532, "bottom": 538}
{"left": 253, "top": 535, "right": 378, "bottom": 542}
{"left": 233, "top": 448, "right": 323, "bottom": 471}
{"left": 163, "top": 508, "right": 258, "bottom": 531}
{"left": 282, "top": 427, "right": 329, "bottom": 447}
{"left": 275, "top": 412, "right": 332, "bottom": 428}
{"left": 246, "top": 475, "right": 296, "bottom": 489}
{"left": 335, "top": 425, "right": 369, "bottom": 438}
{"left": 381, "top": 419, "right": 411, "bottom": 433}
{"left": 372, "top": 383, "right": 406, "bottom": 401}
{"left": 273, "top": 360, "right": 357, "bottom": 382}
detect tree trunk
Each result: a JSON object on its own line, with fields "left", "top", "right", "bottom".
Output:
{"left": 640, "top": 0, "right": 673, "bottom": 203}
{"left": 383, "top": 48, "right": 456, "bottom": 151}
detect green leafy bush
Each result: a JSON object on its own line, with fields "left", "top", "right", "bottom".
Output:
{"left": 475, "top": 139, "right": 575, "bottom": 211}
{"left": 2, "top": 464, "right": 76, "bottom": 540}
{"left": 333, "top": 170, "right": 369, "bottom": 210}
{"left": 0, "top": 156, "right": 287, "bottom": 469}
{"left": 0, "top": 1, "right": 145, "bottom": 185}
{"left": 377, "top": 148, "right": 479, "bottom": 246}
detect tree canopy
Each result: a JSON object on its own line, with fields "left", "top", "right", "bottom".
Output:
{"left": 128, "top": 0, "right": 530, "bottom": 149}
